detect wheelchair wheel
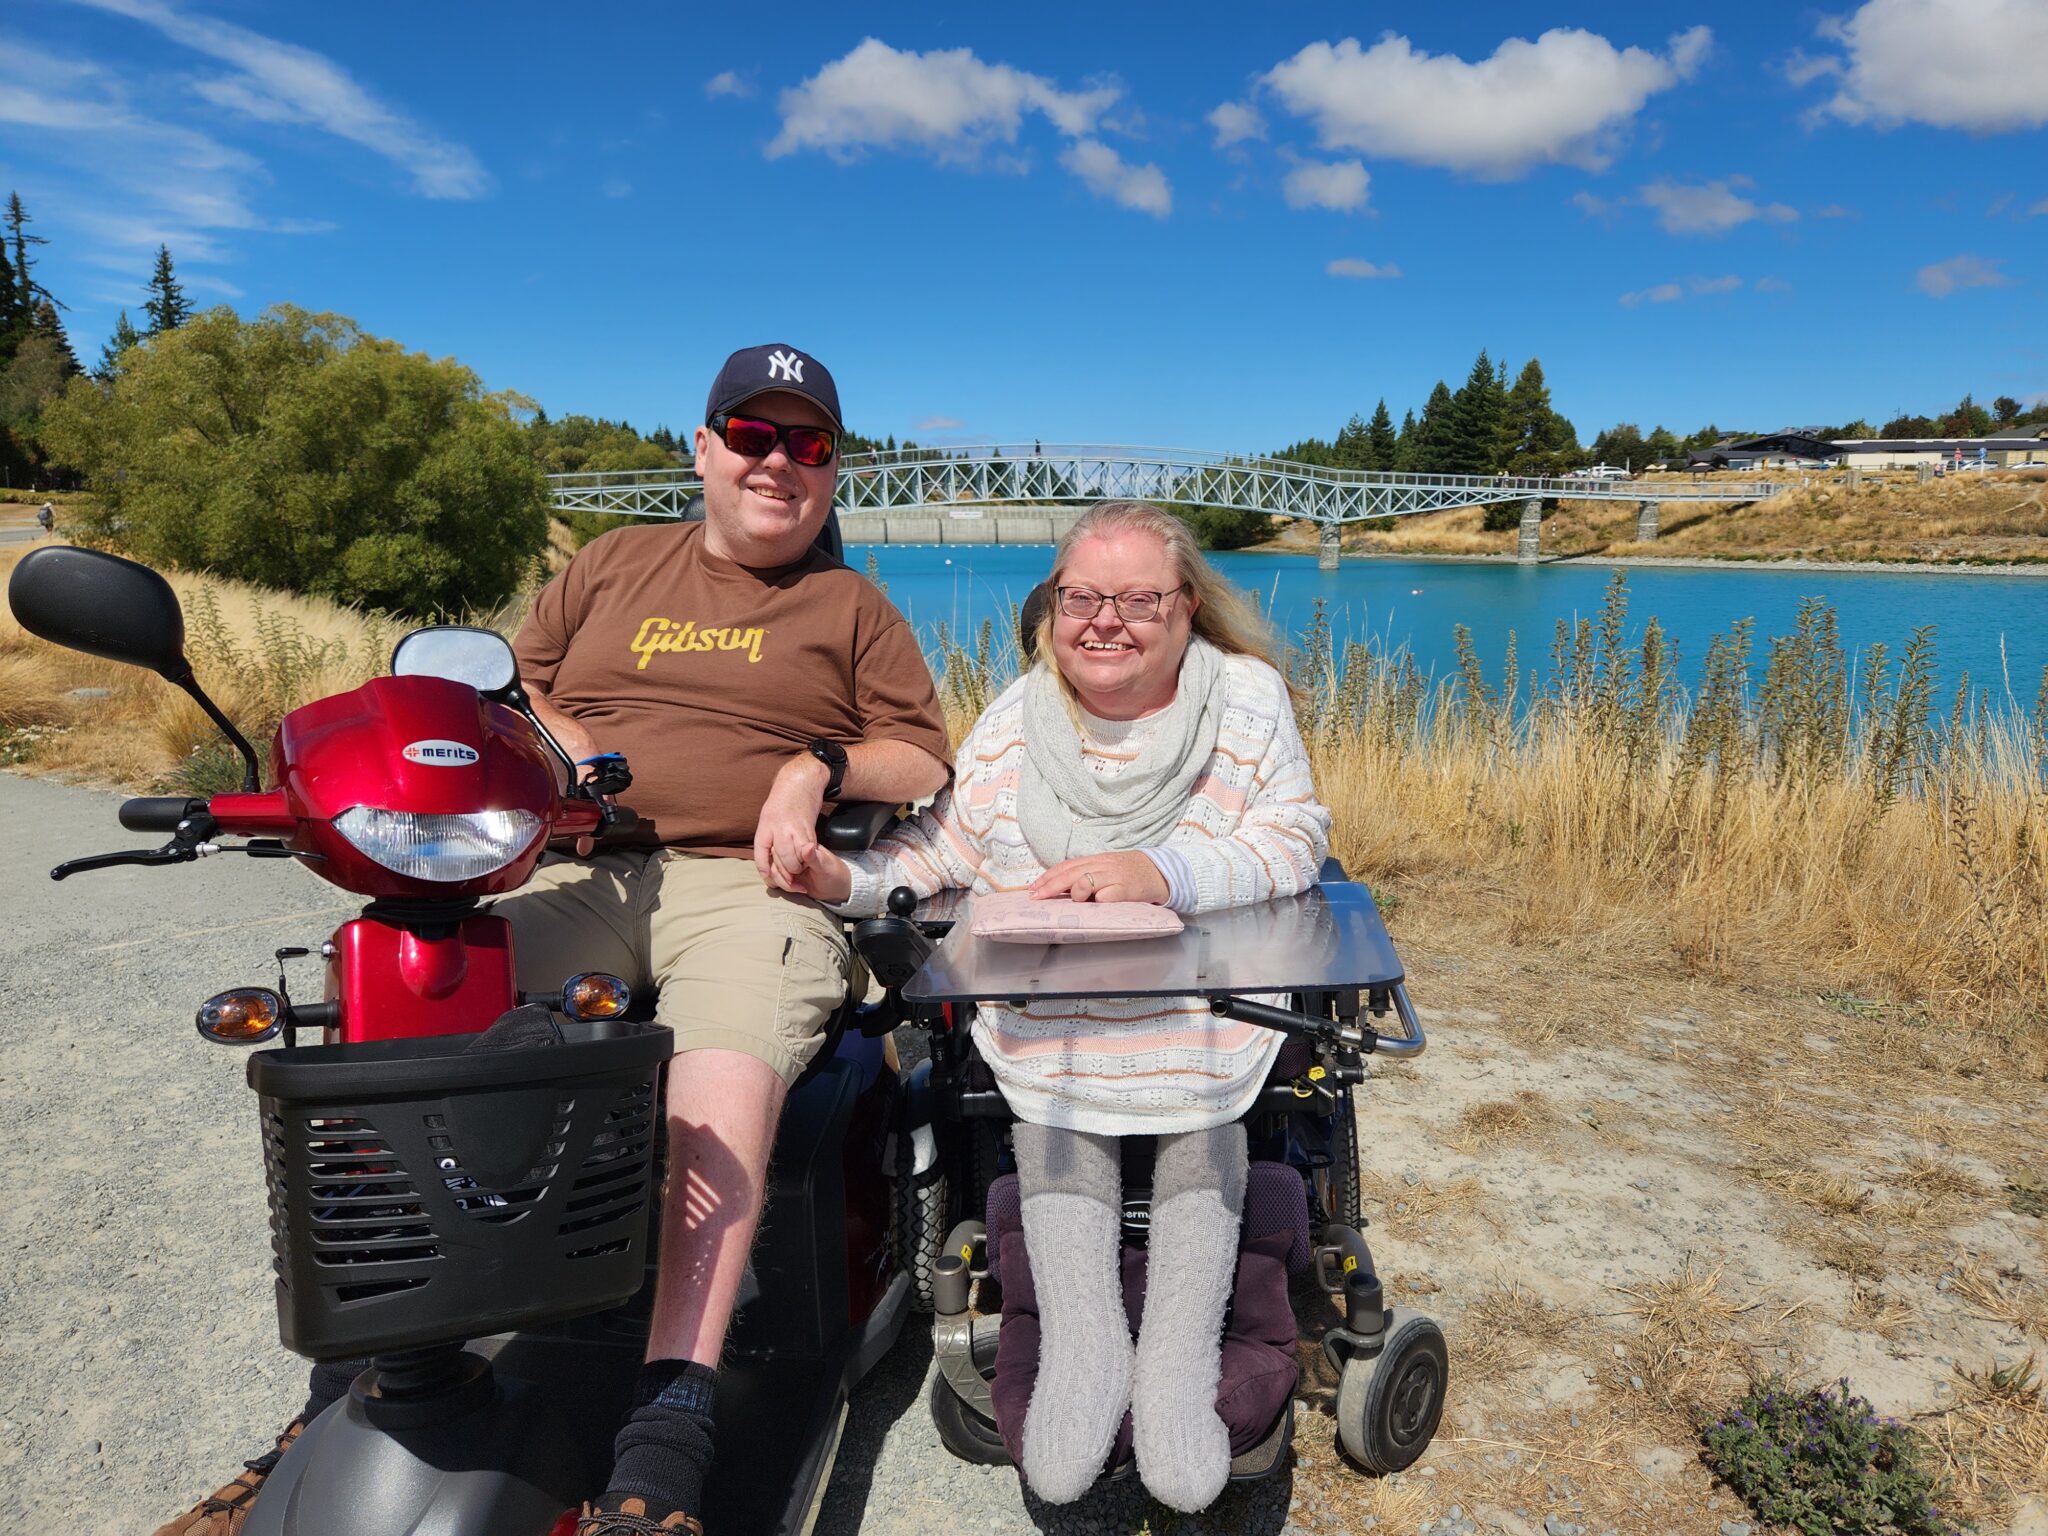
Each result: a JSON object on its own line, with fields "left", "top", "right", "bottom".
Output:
{"left": 929, "top": 1371, "right": 1011, "bottom": 1465}
{"left": 889, "top": 1122, "right": 947, "bottom": 1313}
{"left": 1335, "top": 1308, "right": 1447, "bottom": 1474}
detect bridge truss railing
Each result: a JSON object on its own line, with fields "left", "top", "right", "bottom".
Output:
{"left": 548, "top": 444, "right": 1778, "bottom": 524}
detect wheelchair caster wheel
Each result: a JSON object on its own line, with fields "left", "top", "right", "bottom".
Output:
{"left": 929, "top": 1372, "right": 1011, "bottom": 1465}
{"left": 1335, "top": 1307, "right": 1447, "bottom": 1474}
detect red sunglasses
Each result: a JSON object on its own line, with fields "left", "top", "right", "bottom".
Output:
{"left": 708, "top": 412, "right": 837, "bottom": 468}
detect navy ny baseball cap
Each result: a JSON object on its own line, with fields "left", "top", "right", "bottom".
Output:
{"left": 705, "top": 343, "right": 842, "bottom": 429}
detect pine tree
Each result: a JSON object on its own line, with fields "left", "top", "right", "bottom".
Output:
{"left": 1504, "top": 358, "right": 1577, "bottom": 475}
{"left": 1332, "top": 412, "right": 1370, "bottom": 470}
{"left": 1393, "top": 407, "right": 1418, "bottom": 472}
{"left": 5, "top": 194, "right": 52, "bottom": 311}
{"left": 1443, "top": 349, "right": 1505, "bottom": 475}
{"left": 1411, "top": 381, "right": 1456, "bottom": 473}
{"left": 143, "top": 245, "right": 191, "bottom": 335}
{"left": 0, "top": 240, "right": 27, "bottom": 367}
{"left": 95, "top": 310, "right": 144, "bottom": 382}
{"left": 31, "top": 298, "right": 80, "bottom": 377}
{"left": 1365, "top": 398, "right": 1397, "bottom": 471}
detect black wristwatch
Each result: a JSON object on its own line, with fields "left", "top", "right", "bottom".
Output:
{"left": 806, "top": 738, "right": 848, "bottom": 801}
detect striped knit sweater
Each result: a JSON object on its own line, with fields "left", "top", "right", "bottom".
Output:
{"left": 834, "top": 652, "right": 1332, "bottom": 1135}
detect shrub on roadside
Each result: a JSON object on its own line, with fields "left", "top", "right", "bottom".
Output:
{"left": 1702, "top": 1376, "right": 1966, "bottom": 1535}
{"left": 41, "top": 306, "right": 549, "bottom": 619}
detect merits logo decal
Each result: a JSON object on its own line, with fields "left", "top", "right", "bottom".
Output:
{"left": 631, "top": 617, "right": 768, "bottom": 669}
{"left": 767, "top": 350, "right": 803, "bottom": 383}
{"left": 403, "top": 739, "right": 481, "bottom": 766}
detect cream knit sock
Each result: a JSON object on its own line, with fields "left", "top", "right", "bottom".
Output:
{"left": 1132, "top": 1122, "right": 1246, "bottom": 1513}
{"left": 1013, "top": 1121, "right": 1132, "bottom": 1504}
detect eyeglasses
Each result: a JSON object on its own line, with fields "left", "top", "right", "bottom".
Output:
{"left": 1055, "top": 585, "right": 1187, "bottom": 623}
{"left": 708, "top": 412, "right": 837, "bottom": 468}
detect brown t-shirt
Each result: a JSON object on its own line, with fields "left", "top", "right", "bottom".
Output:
{"left": 514, "top": 522, "right": 948, "bottom": 855}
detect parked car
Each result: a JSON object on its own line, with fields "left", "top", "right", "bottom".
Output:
{"left": 1566, "top": 464, "right": 1631, "bottom": 480}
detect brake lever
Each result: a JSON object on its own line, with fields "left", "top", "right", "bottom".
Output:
{"left": 51, "top": 843, "right": 205, "bottom": 881}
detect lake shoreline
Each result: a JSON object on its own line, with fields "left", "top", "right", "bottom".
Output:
{"left": 1288, "top": 547, "right": 2048, "bottom": 578}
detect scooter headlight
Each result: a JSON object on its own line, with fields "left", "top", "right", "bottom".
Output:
{"left": 332, "top": 806, "right": 543, "bottom": 882}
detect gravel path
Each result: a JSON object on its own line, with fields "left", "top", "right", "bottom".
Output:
{"left": 3, "top": 773, "right": 1313, "bottom": 1535}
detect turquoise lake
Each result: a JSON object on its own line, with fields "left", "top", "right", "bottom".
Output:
{"left": 858, "top": 544, "right": 2047, "bottom": 706}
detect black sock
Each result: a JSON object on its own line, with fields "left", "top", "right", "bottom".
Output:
{"left": 299, "top": 1358, "right": 368, "bottom": 1425}
{"left": 607, "top": 1359, "right": 717, "bottom": 1515}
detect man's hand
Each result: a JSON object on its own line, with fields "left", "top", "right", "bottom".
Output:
{"left": 780, "top": 844, "right": 854, "bottom": 904}
{"left": 755, "top": 753, "right": 833, "bottom": 891}
{"left": 1029, "top": 852, "right": 1170, "bottom": 905}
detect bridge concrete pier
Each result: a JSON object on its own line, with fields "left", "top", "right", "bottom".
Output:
{"left": 1318, "top": 523, "right": 1340, "bottom": 570}
{"left": 1516, "top": 498, "right": 1542, "bottom": 563}
{"left": 1635, "top": 501, "right": 1661, "bottom": 542}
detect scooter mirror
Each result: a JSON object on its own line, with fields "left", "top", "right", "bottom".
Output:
{"left": 6, "top": 545, "right": 190, "bottom": 679}
{"left": 391, "top": 625, "right": 519, "bottom": 696}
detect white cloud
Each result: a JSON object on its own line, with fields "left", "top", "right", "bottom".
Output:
{"left": 600, "top": 176, "right": 632, "bottom": 199}
{"left": 2030, "top": 199, "right": 2048, "bottom": 217}
{"left": 1618, "top": 282, "right": 1688, "bottom": 307}
{"left": 1326, "top": 258, "right": 1400, "bottom": 279}
{"left": 1638, "top": 176, "right": 1798, "bottom": 235}
{"left": 1282, "top": 158, "right": 1370, "bottom": 212}
{"left": 1815, "top": 203, "right": 1857, "bottom": 218}
{"left": 1259, "top": 25, "right": 1711, "bottom": 178}
{"left": 1756, "top": 274, "right": 1793, "bottom": 292}
{"left": 72, "top": 0, "right": 489, "bottom": 197}
{"left": 1207, "top": 100, "right": 1265, "bottom": 148}
{"left": 766, "top": 38, "right": 1160, "bottom": 213}
{"left": 1776, "top": 49, "right": 1842, "bottom": 87}
{"left": 1058, "top": 138, "right": 1171, "bottom": 216}
{"left": 913, "top": 414, "right": 964, "bottom": 432}
{"left": 1813, "top": 0, "right": 2048, "bottom": 132}
{"left": 1690, "top": 274, "right": 1744, "bottom": 294}
{"left": 1915, "top": 253, "right": 2017, "bottom": 297}
{"left": 704, "top": 70, "right": 752, "bottom": 100}
{"left": 768, "top": 38, "right": 1119, "bottom": 163}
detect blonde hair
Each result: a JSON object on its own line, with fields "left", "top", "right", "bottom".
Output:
{"left": 1029, "top": 500, "right": 1283, "bottom": 688}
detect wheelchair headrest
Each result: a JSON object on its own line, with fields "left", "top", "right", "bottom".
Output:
{"left": 679, "top": 492, "right": 844, "bottom": 565}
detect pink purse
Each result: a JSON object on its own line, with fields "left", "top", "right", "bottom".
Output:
{"left": 969, "top": 890, "right": 1185, "bottom": 944}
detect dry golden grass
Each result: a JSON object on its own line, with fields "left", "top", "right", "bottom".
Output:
{"left": 1456, "top": 1272, "right": 1578, "bottom": 1373}
{"left": 1446, "top": 1090, "right": 1565, "bottom": 1154}
{"left": 1261, "top": 468, "right": 2048, "bottom": 565}
{"left": 1743, "top": 1159, "right": 1873, "bottom": 1216}
{"left": 1917, "top": 1355, "right": 2048, "bottom": 1525}
{"left": 1953, "top": 1268, "right": 2048, "bottom": 1342}
{"left": 1359, "top": 1170, "right": 1488, "bottom": 1241}
{"left": 1844, "top": 1284, "right": 1916, "bottom": 1340}
{"left": 1610, "top": 1256, "right": 1772, "bottom": 1424}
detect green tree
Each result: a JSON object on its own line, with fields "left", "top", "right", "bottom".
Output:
{"left": 1835, "top": 418, "right": 1872, "bottom": 440}
{"left": 0, "top": 240, "right": 27, "bottom": 365}
{"left": 94, "top": 310, "right": 144, "bottom": 382}
{"left": 1332, "top": 412, "right": 1371, "bottom": 470}
{"left": 1443, "top": 349, "right": 1506, "bottom": 474}
{"left": 1365, "top": 399, "right": 1397, "bottom": 471}
{"left": 1410, "top": 381, "right": 1456, "bottom": 473}
{"left": 1393, "top": 407, "right": 1418, "bottom": 471}
{"left": 1503, "top": 358, "right": 1577, "bottom": 475}
{"left": 1991, "top": 395, "right": 2020, "bottom": 426}
{"left": 43, "top": 306, "right": 548, "bottom": 617}
{"left": 1590, "top": 422, "right": 1647, "bottom": 468}
{"left": 1937, "top": 393, "right": 1992, "bottom": 436}
{"left": 142, "top": 245, "right": 191, "bottom": 336}
{"left": 1880, "top": 413, "right": 1935, "bottom": 440}
{"left": 1644, "top": 425, "right": 1681, "bottom": 464}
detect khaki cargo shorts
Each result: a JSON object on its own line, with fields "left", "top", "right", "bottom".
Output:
{"left": 494, "top": 848, "right": 852, "bottom": 1086}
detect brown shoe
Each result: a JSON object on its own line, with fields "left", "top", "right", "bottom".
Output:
{"left": 574, "top": 1495, "right": 704, "bottom": 1535}
{"left": 151, "top": 1419, "right": 305, "bottom": 1536}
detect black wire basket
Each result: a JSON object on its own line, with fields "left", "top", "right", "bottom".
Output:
{"left": 248, "top": 1021, "right": 671, "bottom": 1359}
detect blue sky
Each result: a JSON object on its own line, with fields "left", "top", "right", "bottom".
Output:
{"left": 5, "top": 0, "right": 2045, "bottom": 450}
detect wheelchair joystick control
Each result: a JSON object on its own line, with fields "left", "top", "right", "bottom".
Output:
{"left": 887, "top": 885, "right": 917, "bottom": 918}
{"left": 932, "top": 1253, "right": 970, "bottom": 1317}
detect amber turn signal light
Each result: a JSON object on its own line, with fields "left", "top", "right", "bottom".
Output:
{"left": 561, "top": 972, "right": 631, "bottom": 1021}
{"left": 196, "top": 988, "right": 284, "bottom": 1044}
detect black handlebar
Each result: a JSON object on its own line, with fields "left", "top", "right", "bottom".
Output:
{"left": 52, "top": 845, "right": 202, "bottom": 881}
{"left": 119, "top": 796, "right": 208, "bottom": 832}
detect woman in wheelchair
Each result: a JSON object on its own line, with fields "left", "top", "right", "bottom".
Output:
{"left": 786, "top": 499, "right": 1331, "bottom": 1511}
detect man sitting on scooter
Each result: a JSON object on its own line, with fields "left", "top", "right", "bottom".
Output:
{"left": 154, "top": 343, "right": 951, "bottom": 1536}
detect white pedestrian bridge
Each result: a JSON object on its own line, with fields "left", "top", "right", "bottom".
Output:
{"left": 547, "top": 444, "right": 1780, "bottom": 564}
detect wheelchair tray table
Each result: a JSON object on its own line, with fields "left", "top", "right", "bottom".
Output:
{"left": 906, "top": 881, "right": 1402, "bottom": 1004}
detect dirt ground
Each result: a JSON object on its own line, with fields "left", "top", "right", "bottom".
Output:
{"left": 1286, "top": 908, "right": 2048, "bottom": 1536}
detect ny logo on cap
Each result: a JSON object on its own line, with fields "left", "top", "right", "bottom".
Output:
{"left": 767, "top": 349, "right": 804, "bottom": 384}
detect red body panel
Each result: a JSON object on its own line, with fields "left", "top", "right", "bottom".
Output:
{"left": 325, "top": 913, "right": 519, "bottom": 1042}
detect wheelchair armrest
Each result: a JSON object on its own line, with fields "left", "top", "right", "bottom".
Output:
{"left": 818, "top": 800, "right": 899, "bottom": 852}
